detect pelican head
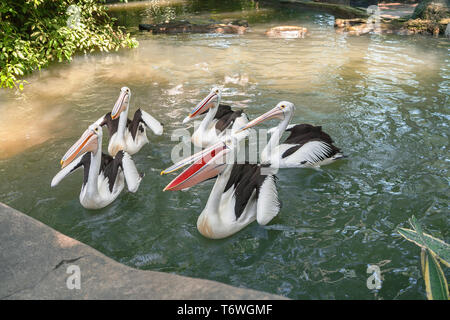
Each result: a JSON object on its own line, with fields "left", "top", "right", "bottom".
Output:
{"left": 162, "top": 137, "right": 236, "bottom": 191}
{"left": 111, "top": 87, "right": 131, "bottom": 120}
{"left": 183, "top": 87, "right": 221, "bottom": 124}
{"left": 60, "top": 124, "right": 102, "bottom": 169}
{"left": 235, "top": 101, "right": 295, "bottom": 133}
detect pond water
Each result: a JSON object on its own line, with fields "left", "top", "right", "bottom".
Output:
{"left": 0, "top": 0, "right": 449, "bottom": 299}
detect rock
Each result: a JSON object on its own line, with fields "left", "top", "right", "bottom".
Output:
{"left": 265, "top": 26, "right": 308, "bottom": 38}
{"left": 334, "top": 18, "right": 367, "bottom": 28}
{"left": 314, "top": 0, "right": 350, "bottom": 5}
{"left": 0, "top": 202, "right": 286, "bottom": 300}
{"left": 403, "top": 17, "right": 450, "bottom": 35}
{"left": 335, "top": 14, "right": 450, "bottom": 36}
{"left": 350, "top": 0, "right": 379, "bottom": 7}
{"left": 334, "top": 18, "right": 380, "bottom": 35}
{"left": 411, "top": 0, "right": 450, "bottom": 20}
{"left": 401, "top": 0, "right": 450, "bottom": 35}
{"left": 221, "top": 19, "right": 249, "bottom": 27}
{"left": 314, "top": 0, "right": 350, "bottom": 6}
{"left": 139, "top": 20, "right": 248, "bottom": 35}
{"left": 279, "top": 0, "right": 369, "bottom": 19}
{"left": 446, "top": 22, "right": 450, "bottom": 37}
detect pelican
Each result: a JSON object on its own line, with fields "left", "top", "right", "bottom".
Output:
{"left": 99, "top": 87, "right": 163, "bottom": 156}
{"left": 162, "top": 138, "right": 280, "bottom": 239}
{"left": 182, "top": 87, "right": 249, "bottom": 148}
{"left": 237, "top": 101, "right": 344, "bottom": 168}
{"left": 51, "top": 123, "right": 143, "bottom": 209}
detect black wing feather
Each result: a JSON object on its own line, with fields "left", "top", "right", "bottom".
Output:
{"left": 100, "top": 151, "right": 124, "bottom": 192}
{"left": 68, "top": 152, "right": 92, "bottom": 187}
{"left": 99, "top": 113, "right": 119, "bottom": 137}
{"left": 200, "top": 104, "right": 245, "bottom": 133}
{"left": 224, "top": 163, "right": 273, "bottom": 220}
{"left": 215, "top": 104, "right": 245, "bottom": 133}
{"left": 100, "top": 112, "right": 132, "bottom": 139}
{"left": 68, "top": 152, "right": 124, "bottom": 192}
{"left": 281, "top": 124, "right": 341, "bottom": 159}
{"left": 128, "top": 109, "right": 145, "bottom": 141}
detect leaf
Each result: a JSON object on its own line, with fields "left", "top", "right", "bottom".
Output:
{"left": 398, "top": 227, "right": 450, "bottom": 267}
{"left": 421, "top": 248, "right": 449, "bottom": 300}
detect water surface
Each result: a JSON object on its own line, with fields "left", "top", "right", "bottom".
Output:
{"left": 0, "top": 0, "right": 448, "bottom": 299}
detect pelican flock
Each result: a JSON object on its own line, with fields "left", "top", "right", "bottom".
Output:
{"left": 51, "top": 86, "right": 344, "bottom": 238}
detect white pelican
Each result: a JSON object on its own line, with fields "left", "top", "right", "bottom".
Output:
{"left": 51, "top": 123, "right": 143, "bottom": 209}
{"left": 182, "top": 87, "right": 249, "bottom": 148}
{"left": 99, "top": 87, "right": 163, "bottom": 156}
{"left": 162, "top": 138, "right": 280, "bottom": 239}
{"left": 237, "top": 101, "right": 344, "bottom": 168}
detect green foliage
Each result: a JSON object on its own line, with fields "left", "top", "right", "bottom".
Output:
{"left": 397, "top": 216, "right": 449, "bottom": 300}
{"left": 398, "top": 226, "right": 450, "bottom": 267}
{"left": 0, "top": 0, "right": 138, "bottom": 90}
{"left": 421, "top": 248, "right": 449, "bottom": 300}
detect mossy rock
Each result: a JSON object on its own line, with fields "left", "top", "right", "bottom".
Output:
{"left": 139, "top": 20, "right": 248, "bottom": 34}
{"left": 411, "top": 0, "right": 450, "bottom": 20}
{"left": 404, "top": 17, "right": 448, "bottom": 35}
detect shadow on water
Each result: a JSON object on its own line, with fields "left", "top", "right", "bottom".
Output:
{"left": 0, "top": 0, "right": 448, "bottom": 299}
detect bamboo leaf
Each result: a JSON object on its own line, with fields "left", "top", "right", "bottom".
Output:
{"left": 421, "top": 248, "right": 449, "bottom": 300}
{"left": 411, "top": 215, "right": 426, "bottom": 244}
{"left": 397, "top": 228, "right": 450, "bottom": 267}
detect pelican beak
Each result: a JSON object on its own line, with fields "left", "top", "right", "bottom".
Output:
{"left": 60, "top": 129, "right": 98, "bottom": 169}
{"left": 184, "top": 90, "right": 219, "bottom": 123}
{"left": 161, "top": 140, "right": 226, "bottom": 175}
{"left": 235, "top": 105, "right": 285, "bottom": 134}
{"left": 111, "top": 88, "right": 130, "bottom": 120}
{"left": 163, "top": 141, "right": 230, "bottom": 191}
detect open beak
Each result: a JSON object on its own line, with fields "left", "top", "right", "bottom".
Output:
{"left": 235, "top": 105, "right": 285, "bottom": 134}
{"left": 183, "top": 91, "right": 218, "bottom": 124}
{"left": 163, "top": 141, "right": 230, "bottom": 191}
{"left": 60, "top": 129, "right": 98, "bottom": 169}
{"left": 111, "top": 89, "right": 129, "bottom": 120}
{"left": 161, "top": 140, "right": 227, "bottom": 175}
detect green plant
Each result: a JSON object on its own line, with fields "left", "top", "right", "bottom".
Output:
{"left": 0, "top": 0, "right": 138, "bottom": 90}
{"left": 398, "top": 216, "right": 449, "bottom": 300}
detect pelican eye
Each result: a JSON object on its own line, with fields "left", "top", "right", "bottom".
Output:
{"left": 280, "top": 105, "right": 285, "bottom": 109}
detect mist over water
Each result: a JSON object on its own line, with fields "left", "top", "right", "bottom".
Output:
{"left": 0, "top": 1, "right": 448, "bottom": 299}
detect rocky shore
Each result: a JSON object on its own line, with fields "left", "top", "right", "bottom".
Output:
{"left": 137, "top": 1, "right": 449, "bottom": 38}
{"left": 0, "top": 202, "right": 285, "bottom": 300}
{"left": 279, "top": 0, "right": 450, "bottom": 36}
{"left": 334, "top": 1, "right": 450, "bottom": 36}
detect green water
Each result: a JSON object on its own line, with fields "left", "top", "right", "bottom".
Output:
{"left": 0, "top": 1, "right": 449, "bottom": 299}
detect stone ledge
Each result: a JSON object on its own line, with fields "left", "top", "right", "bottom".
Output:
{"left": 279, "top": 0, "right": 369, "bottom": 19}
{"left": 0, "top": 202, "right": 286, "bottom": 300}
